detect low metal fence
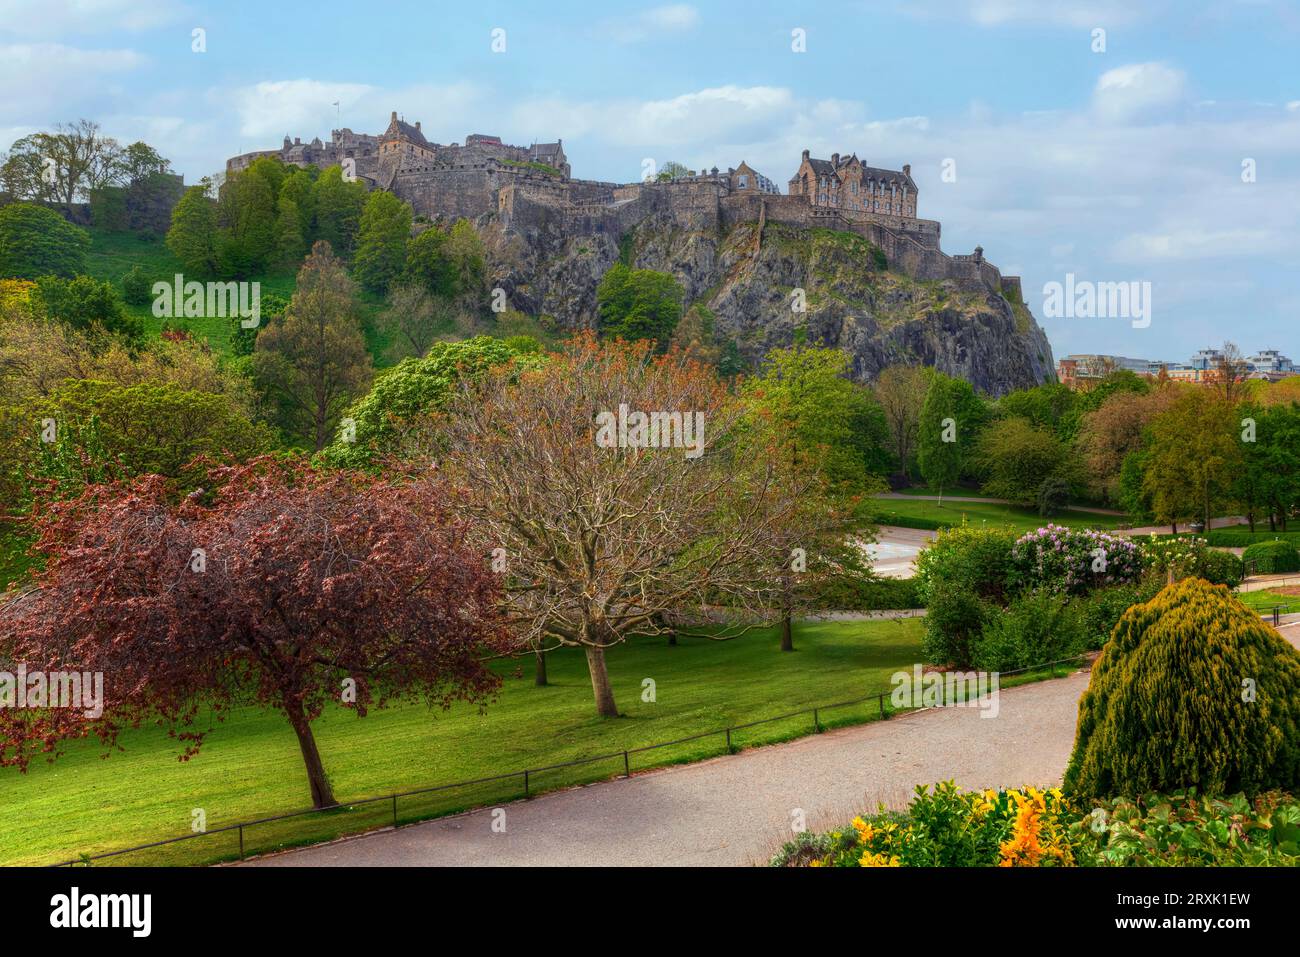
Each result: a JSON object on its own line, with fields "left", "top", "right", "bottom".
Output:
{"left": 51, "top": 653, "right": 1091, "bottom": 867}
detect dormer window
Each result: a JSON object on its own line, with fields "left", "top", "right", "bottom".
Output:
{"left": 738, "top": 174, "right": 749, "bottom": 188}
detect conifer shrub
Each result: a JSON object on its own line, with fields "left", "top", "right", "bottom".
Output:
{"left": 1064, "top": 577, "right": 1300, "bottom": 799}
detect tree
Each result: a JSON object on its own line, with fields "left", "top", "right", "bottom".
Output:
{"left": 974, "top": 415, "right": 1074, "bottom": 508}
{"left": 216, "top": 168, "right": 277, "bottom": 276}
{"left": 379, "top": 283, "right": 453, "bottom": 360}
{"left": 872, "top": 364, "right": 929, "bottom": 482}
{"left": 353, "top": 191, "right": 413, "bottom": 294}
{"left": 274, "top": 191, "right": 307, "bottom": 269}
{"left": 252, "top": 241, "right": 373, "bottom": 450}
{"left": 596, "top": 263, "right": 684, "bottom": 348}
{"left": 0, "top": 460, "right": 510, "bottom": 808}
{"left": 403, "top": 227, "right": 458, "bottom": 298}
{"left": 655, "top": 161, "right": 691, "bottom": 181}
{"left": 312, "top": 165, "right": 367, "bottom": 256}
{"left": 0, "top": 203, "right": 90, "bottom": 279}
{"left": 1064, "top": 578, "right": 1300, "bottom": 799}
{"left": 1235, "top": 402, "right": 1300, "bottom": 531}
{"left": 917, "top": 373, "right": 983, "bottom": 505}
{"left": 1075, "top": 386, "right": 1179, "bottom": 503}
{"left": 33, "top": 275, "right": 141, "bottom": 342}
{"left": 1142, "top": 390, "right": 1240, "bottom": 531}
{"left": 3, "top": 121, "right": 123, "bottom": 210}
{"left": 742, "top": 346, "right": 886, "bottom": 650}
{"left": 445, "top": 218, "right": 488, "bottom": 311}
{"left": 166, "top": 183, "right": 218, "bottom": 276}
{"left": 1215, "top": 341, "right": 1250, "bottom": 405}
{"left": 440, "top": 334, "right": 807, "bottom": 717}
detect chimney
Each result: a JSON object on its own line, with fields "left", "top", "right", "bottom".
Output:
{"left": 415, "top": 121, "right": 421, "bottom": 131}
{"left": 903, "top": 163, "right": 911, "bottom": 176}
{"left": 390, "top": 111, "right": 397, "bottom": 122}
{"left": 802, "top": 149, "right": 810, "bottom": 161}
{"left": 831, "top": 153, "right": 839, "bottom": 166}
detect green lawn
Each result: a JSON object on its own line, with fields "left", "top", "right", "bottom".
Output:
{"left": 0, "top": 617, "right": 930, "bottom": 866}
{"left": 872, "top": 496, "right": 1127, "bottom": 534}
{"left": 1235, "top": 589, "right": 1298, "bottom": 614}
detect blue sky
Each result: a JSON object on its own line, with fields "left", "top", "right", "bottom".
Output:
{"left": 3, "top": 0, "right": 1299, "bottom": 363}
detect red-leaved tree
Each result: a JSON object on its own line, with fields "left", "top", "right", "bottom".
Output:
{"left": 0, "top": 458, "right": 508, "bottom": 808}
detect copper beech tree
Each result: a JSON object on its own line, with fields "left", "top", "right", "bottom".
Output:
{"left": 0, "top": 458, "right": 508, "bottom": 808}
{"left": 439, "top": 334, "right": 813, "bottom": 718}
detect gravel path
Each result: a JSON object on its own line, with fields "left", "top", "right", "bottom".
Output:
{"left": 244, "top": 669, "right": 1090, "bottom": 868}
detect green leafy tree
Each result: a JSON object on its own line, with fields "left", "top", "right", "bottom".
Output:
{"left": 0, "top": 203, "right": 90, "bottom": 279}
{"left": 33, "top": 275, "right": 141, "bottom": 342}
{"left": 252, "top": 241, "right": 373, "bottom": 450}
{"left": 217, "top": 168, "right": 277, "bottom": 276}
{"left": 596, "top": 263, "right": 684, "bottom": 348}
{"left": 166, "top": 183, "right": 218, "bottom": 276}
{"left": 873, "top": 364, "right": 930, "bottom": 481}
{"left": 917, "top": 373, "right": 984, "bottom": 505}
{"left": 353, "top": 191, "right": 413, "bottom": 294}
{"left": 975, "top": 415, "right": 1075, "bottom": 508}
{"left": 1142, "top": 390, "right": 1239, "bottom": 531}
{"left": 274, "top": 191, "right": 307, "bottom": 270}
{"left": 312, "top": 165, "right": 367, "bottom": 257}
{"left": 403, "top": 227, "right": 458, "bottom": 298}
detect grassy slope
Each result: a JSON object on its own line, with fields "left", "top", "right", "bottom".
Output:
{"left": 0, "top": 618, "right": 926, "bottom": 866}
{"left": 872, "top": 496, "right": 1126, "bottom": 534}
{"left": 82, "top": 228, "right": 396, "bottom": 365}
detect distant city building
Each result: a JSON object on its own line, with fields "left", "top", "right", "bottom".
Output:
{"left": 1249, "top": 349, "right": 1294, "bottom": 374}
{"left": 1056, "top": 348, "right": 1297, "bottom": 389}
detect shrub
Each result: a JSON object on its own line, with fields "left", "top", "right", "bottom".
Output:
{"left": 1141, "top": 534, "right": 1238, "bottom": 584}
{"left": 1064, "top": 577, "right": 1300, "bottom": 799}
{"left": 0, "top": 203, "right": 90, "bottom": 279}
{"left": 1008, "top": 524, "right": 1142, "bottom": 596}
{"left": 1243, "top": 539, "right": 1300, "bottom": 575}
{"left": 971, "top": 588, "right": 1085, "bottom": 671}
{"left": 1200, "top": 547, "right": 1244, "bottom": 588}
{"left": 779, "top": 784, "right": 1300, "bottom": 867}
{"left": 1074, "top": 579, "right": 1162, "bottom": 650}
{"left": 1207, "top": 529, "right": 1300, "bottom": 548}
{"left": 913, "top": 524, "right": 1017, "bottom": 606}
{"left": 120, "top": 265, "right": 153, "bottom": 306}
{"left": 922, "top": 582, "right": 992, "bottom": 667}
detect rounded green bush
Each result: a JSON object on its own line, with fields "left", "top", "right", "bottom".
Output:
{"left": 1064, "top": 577, "right": 1300, "bottom": 799}
{"left": 1242, "top": 539, "right": 1300, "bottom": 575}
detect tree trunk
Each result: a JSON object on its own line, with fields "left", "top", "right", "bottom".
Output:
{"left": 1171, "top": 521, "right": 1178, "bottom": 535}
{"left": 667, "top": 632, "right": 677, "bottom": 646}
{"left": 937, "top": 482, "right": 944, "bottom": 508}
{"left": 584, "top": 644, "right": 618, "bottom": 717}
{"left": 780, "top": 614, "right": 794, "bottom": 652}
{"left": 534, "top": 645, "right": 548, "bottom": 686}
{"left": 285, "top": 702, "right": 336, "bottom": 809}
{"left": 1248, "top": 510, "right": 1256, "bottom": 533}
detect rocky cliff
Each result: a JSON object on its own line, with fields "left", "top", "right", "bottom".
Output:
{"left": 491, "top": 212, "right": 1055, "bottom": 396}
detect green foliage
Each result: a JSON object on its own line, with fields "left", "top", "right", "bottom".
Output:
{"left": 353, "top": 191, "right": 413, "bottom": 295}
{"left": 914, "top": 524, "right": 1017, "bottom": 606}
{"left": 996, "top": 382, "right": 1077, "bottom": 436}
{"left": 1242, "top": 539, "right": 1300, "bottom": 574}
{"left": 595, "top": 262, "right": 684, "bottom": 347}
{"left": 922, "top": 582, "right": 993, "bottom": 667}
{"left": 1141, "top": 535, "right": 1242, "bottom": 586}
{"left": 33, "top": 274, "right": 141, "bottom": 342}
{"left": 36, "top": 379, "right": 274, "bottom": 487}
{"left": 916, "top": 372, "right": 985, "bottom": 497}
{"left": 1074, "top": 579, "right": 1162, "bottom": 650}
{"left": 216, "top": 168, "right": 278, "bottom": 277}
{"left": 972, "top": 588, "right": 1085, "bottom": 671}
{"left": 1064, "top": 577, "right": 1300, "bottom": 799}
{"left": 0, "top": 203, "right": 90, "bottom": 279}
{"left": 802, "top": 574, "right": 920, "bottom": 611}
{"left": 312, "top": 165, "right": 367, "bottom": 257}
{"left": 89, "top": 186, "right": 129, "bottom": 232}
{"left": 120, "top": 264, "right": 153, "bottom": 306}
{"left": 319, "top": 336, "right": 540, "bottom": 468}
{"left": 230, "top": 291, "right": 288, "bottom": 357}
{"left": 974, "top": 415, "right": 1075, "bottom": 508}
{"left": 165, "top": 184, "right": 217, "bottom": 276}
{"left": 402, "top": 227, "right": 458, "bottom": 298}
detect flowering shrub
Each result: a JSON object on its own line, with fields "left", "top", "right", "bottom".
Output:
{"left": 1008, "top": 524, "right": 1142, "bottom": 595}
{"left": 1139, "top": 534, "right": 1242, "bottom": 586}
{"left": 770, "top": 781, "right": 1300, "bottom": 867}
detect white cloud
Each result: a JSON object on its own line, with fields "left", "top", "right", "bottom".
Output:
{"left": 898, "top": 0, "right": 1149, "bottom": 27}
{"left": 594, "top": 4, "right": 700, "bottom": 44}
{"left": 0, "top": 43, "right": 144, "bottom": 121}
{"left": 0, "top": 0, "right": 187, "bottom": 37}
{"left": 1092, "top": 62, "right": 1187, "bottom": 122}
{"left": 1113, "top": 228, "right": 1276, "bottom": 261}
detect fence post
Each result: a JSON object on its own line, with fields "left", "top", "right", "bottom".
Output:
{"left": 813, "top": 708, "right": 820, "bottom": 733}
{"left": 238, "top": 825, "right": 244, "bottom": 861}
{"left": 623, "top": 751, "right": 630, "bottom": 778}
{"left": 725, "top": 728, "right": 732, "bottom": 752}
{"left": 524, "top": 769, "right": 530, "bottom": 797}
{"left": 392, "top": 794, "right": 398, "bottom": 827}
{"left": 879, "top": 693, "right": 886, "bottom": 719}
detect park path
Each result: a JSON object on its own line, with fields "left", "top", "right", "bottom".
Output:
{"left": 244, "top": 669, "right": 1090, "bottom": 868}
{"left": 875, "top": 492, "right": 1124, "bottom": 516}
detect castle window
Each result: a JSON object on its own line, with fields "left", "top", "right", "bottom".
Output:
{"left": 738, "top": 174, "right": 749, "bottom": 188}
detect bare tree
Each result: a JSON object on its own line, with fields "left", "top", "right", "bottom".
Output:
{"left": 872, "top": 364, "right": 929, "bottom": 482}
{"left": 1215, "top": 341, "right": 1250, "bottom": 404}
{"left": 439, "top": 334, "right": 809, "bottom": 717}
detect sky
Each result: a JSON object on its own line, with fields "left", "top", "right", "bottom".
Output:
{"left": 2, "top": 0, "right": 1299, "bottom": 363}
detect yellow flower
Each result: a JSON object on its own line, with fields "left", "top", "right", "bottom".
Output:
{"left": 859, "top": 850, "right": 901, "bottom": 867}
